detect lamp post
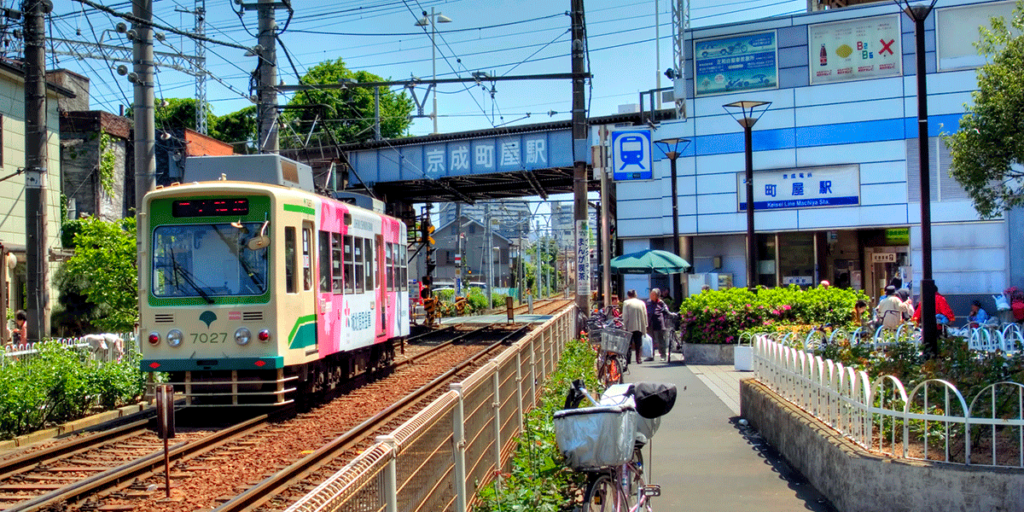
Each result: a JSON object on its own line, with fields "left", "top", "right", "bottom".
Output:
{"left": 895, "top": 0, "right": 939, "bottom": 358}
{"left": 415, "top": 7, "right": 452, "bottom": 134}
{"left": 654, "top": 137, "right": 692, "bottom": 301}
{"left": 723, "top": 100, "right": 770, "bottom": 289}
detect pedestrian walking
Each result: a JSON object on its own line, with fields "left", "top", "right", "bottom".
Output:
{"left": 876, "top": 286, "right": 910, "bottom": 331}
{"left": 646, "top": 289, "right": 674, "bottom": 362}
{"left": 622, "top": 290, "right": 648, "bottom": 364}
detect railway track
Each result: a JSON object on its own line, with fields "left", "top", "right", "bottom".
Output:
{"left": 511, "top": 298, "right": 574, "bottom": 316}
{"left": 213, "top": 324, "right": 531, "bottom": 512}
{"left": 0, "top": 324, "right": 527, "bottom": 512}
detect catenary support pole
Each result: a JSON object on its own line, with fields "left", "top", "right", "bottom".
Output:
{"left": 133, "top": 0, "right": 156, "bottom": 327}
{"left": 257, "top": 0, "right": 278, "bottom": 152}
{"left": 571, "top": 0, "right": 589, "bottom": 321}
{"left": 23, "top": 0, "right": 51, "bottom": 342}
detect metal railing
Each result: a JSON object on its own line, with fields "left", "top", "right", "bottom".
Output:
{"left": 285, "top": 305, "right": 576, "bottom": 512}
{"left": 2, "top": 333, "right": 138, "bottom": 369}
{"left": 753, "top": 335, "right": 1024, "bottom": 467}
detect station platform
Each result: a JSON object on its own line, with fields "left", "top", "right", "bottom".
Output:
{"left": 626, "top": 361, "right": 836, "bottom": 511}
{"left": 438, "top": 313, "right": 555, "bottom": 325}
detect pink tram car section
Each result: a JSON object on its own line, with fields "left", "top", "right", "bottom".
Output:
{"left": 314, "top": 194, "right": 409, "bottom": 361}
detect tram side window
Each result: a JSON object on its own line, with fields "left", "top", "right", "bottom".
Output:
{"left": 354, "top": 237, "right": 365, "bottom": 294}
{"left": 332, "top": 233, "right": 343, "bottom": 294}
{"left": 285, "top": 227, "right": 297, "bottom": 294}
{"left": 302, "top": 227, "right": 313, "bottom": 291}
{"left": 386, "top": 242, "right": 394, "bottom": 292}
{"left": 344, "top": 235, "right": 355, "bottom": 294}
{"left": 364, "top": 238, "right": 374, "bottom": 291}
{"left": 318, "top": 231, "right": 331, "bottom": 293}
{"left": 400, "top": 245, "right": 408, "bottom": 291}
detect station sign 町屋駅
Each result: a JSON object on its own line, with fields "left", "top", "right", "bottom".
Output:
{"left": 611, "top": 129, "right": 653, "bottom": 181}
{"left": 809, "top": 15, "right": 902, "bottom": 85}
{"left": 694, "top": 30, "right": 778, "bottom": 97}
{"left": 737, "top": 165, "right": 860, "bottom": 211}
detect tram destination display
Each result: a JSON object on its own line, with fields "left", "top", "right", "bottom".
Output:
{"left": 172, "top": 198, "right": 250, "bottom": 217}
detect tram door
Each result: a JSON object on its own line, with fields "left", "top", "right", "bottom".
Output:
{"left": 376, "top": 234, "right": 387, "bottom": 339}
{"left": 301, "top": 221, "right": 318, "bottom": 351}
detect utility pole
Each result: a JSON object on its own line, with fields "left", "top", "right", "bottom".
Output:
{"left": 485, "top": 202, "right": 493, "bottom": 309}
{"left": 23, "top": 0, "right": 52, "bottom": 342}
{"left": 455, "top": 202, "right": 462, "bottom": 296}
{"left": 655, "top": 0, "right": 661, "bottom": 109}
{"left": 133, "top": 0, "right": 156, "bottom": 322}
{"left": 570, "top": 0, "right": 589, "bottom": 319}
{"left": 373, "top": 86, "right": 381, "bottom": 141}
{"left": 536, "top": 220, "right": 543, "bottom": 299}
{"left": 192, "top": 0, "right": 207, "bottom": 134}
{"left": 256, "top": 0, "right": 278, "bottom": 152}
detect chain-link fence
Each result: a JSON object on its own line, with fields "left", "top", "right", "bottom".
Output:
{"left": 285, "top": 305, "right": 575, "bottom": 512}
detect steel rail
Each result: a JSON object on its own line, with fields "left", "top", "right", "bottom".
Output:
{"left": 7, "top": 414, "right": 269, "bottom": 512}
{"left": 214, "top": 325, "right": 531, "bottom": 512}
{"left": 0, "top": 419, "right": 151, "bottom": 481}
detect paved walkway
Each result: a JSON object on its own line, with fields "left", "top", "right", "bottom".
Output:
{"left": 625, "top": 359, "right": 836, "bottom": 511}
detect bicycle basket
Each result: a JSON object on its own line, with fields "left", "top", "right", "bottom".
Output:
{"left": 553, "top": 403, "right": 639, "bottom": 470}
{"left": 600, "top": 329, "right": 632, "bottom": 356}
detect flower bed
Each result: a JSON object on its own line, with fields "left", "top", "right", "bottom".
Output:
{"left": 473, "top": 338, "right": 600, "bottom": 511}
{"left": 678, "top": 285, "right": 868, "bottom": 345}
{"left": 0, "top": 342, "right": 146, "bottom": 440}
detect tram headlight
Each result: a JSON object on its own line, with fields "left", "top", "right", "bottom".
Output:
{"left": 148, "top": 332, "right": 161, "bottom": 345}
{"left": 235, "top": 327, "right": 252, "bottom": 345}
{"left": 167, "top": 329, "right": 184, "bottom": 347}
{"left": 258, "top": 329, "right": 271, "bottom": 342}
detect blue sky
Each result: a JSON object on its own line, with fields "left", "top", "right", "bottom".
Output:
{"left": 44, "top": 0, "right": 808, "bottom": 137}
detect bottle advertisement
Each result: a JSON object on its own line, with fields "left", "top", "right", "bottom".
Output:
{"left": 809, "top": 14, "right": 902, "bottom": 85}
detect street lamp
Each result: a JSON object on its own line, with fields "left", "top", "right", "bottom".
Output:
{"left": 895, "top": 0, "right": 940, "bottom": 358}
{"left": 415, "top": 8, "right": 452, "bottom": 134}
{"left": 654, "top": 137, "right": 692, "bottom": 301}
{"left": 723, "top": 100, "right": 771, "bottom": 289}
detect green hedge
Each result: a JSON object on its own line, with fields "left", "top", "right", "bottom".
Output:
{"left": 473, "top": 338, "right": 600, "bottom": 511}
{"left": 0, "top": 343, "right": 146, "bottom": 439}
{"left": 678, "top": 285, "right": 868, "bottom": 345}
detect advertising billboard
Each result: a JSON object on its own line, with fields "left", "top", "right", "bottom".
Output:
{"left": 809, "top": 15, "right": 902, "bottom": 85}
{"left": 694, "top": 30, "right": 777, "bottom": 97}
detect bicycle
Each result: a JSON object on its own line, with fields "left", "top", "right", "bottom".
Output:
{"left": 555, "top": 380, "right": 677, "bottom": 512}
{"left": 592, "top": 328, "right": 631, "bottom": 388}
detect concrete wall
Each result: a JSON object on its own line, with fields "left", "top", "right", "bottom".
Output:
{"left": 741, "top": 378, "right": 1024, "bottom": 512}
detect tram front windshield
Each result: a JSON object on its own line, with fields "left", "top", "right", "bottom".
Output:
{"left": 151, "top": 223, "right": 269, "bottom": 299}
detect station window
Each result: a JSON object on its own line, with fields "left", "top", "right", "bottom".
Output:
{"left": 332, "top": 233, "right": 343, "bottom": 294}
{"left": 344, "top": 235, "right": 355, "bottom": 294}
{"left": 364, "top": 238, "right": 374, "bottom": 291}
{"left": 354, "top": 237, "right": 364, "bottom": 294}
{"left": 302, "top": 227, "right": 313, "bottom": 291}
{"left": 318, "top": 231, "right": 331, "bottom": 293}
{"left": 285, "top": 227, "right": 296, "bottom": 294}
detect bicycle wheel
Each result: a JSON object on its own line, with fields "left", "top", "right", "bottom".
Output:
{"left": 603, "top": 357, "right": 622, "bottom": 387}
{"left": 582, "top": 473, "right": 627, "bottom": 512}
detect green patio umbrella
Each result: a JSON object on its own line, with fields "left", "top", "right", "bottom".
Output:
{"left": 610, "top": 249, "right": 691, "bottom": 275}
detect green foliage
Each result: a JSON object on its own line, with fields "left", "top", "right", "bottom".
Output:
{"left": 58, "top": 217, "right": 138, "bottom": 332}
{"left": 0, "top": 343, "right": 146, "bottom": 439}
{"left": 945, "top": 1, "right": 1024, "bottom": 218}
{"left": 210, "top": 106, "right": 258, "bottom": 154}
{"left": 284, "top": 59, "right": 414, "bottom": 146}
{"left": 474, "top": 339, "right": 599, "bottom": 512}
{"left": 98, "top": 132, "right": 117, "bottom": 196}
{"left": 678, "top": 285, "right": 868, "bottom": 345}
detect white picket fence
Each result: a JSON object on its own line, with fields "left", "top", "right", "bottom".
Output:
{"left": 753, "top": 335, "right": 1024, "bottom": 467}
{"left": 2, "top": 333, "right": 138, "bottom": 369}
{"left": 746, "top": 322, "right": 1024, "bottom": 354}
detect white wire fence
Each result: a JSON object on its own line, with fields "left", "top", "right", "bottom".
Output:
{"left": 753, "top": 335, "right": 1024, "bottom": 467}
{"left": 743, "top": 321, "right": 1024, "bottom": 354}
{"left": 2, "top": 333, "right": 138, "bottom": 369}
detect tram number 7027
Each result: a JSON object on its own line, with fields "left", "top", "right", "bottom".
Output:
{"left": 192, "top": 332, "right": 228, "bottom": 344}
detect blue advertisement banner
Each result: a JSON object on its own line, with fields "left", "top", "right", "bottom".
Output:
{"left": 694, "top": 31, "right": 778, "bottom": 97}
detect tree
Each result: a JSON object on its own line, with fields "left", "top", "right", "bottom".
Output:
{"left": 56, "top": 217, "right": 138, "bottom": 332}
{"left": 945, "top": 1, "right": 1024, "bottom": 219}
{"left": 209, "top": 106, "right": 258, "bottom": 154}
{"left": 283, "top": 59, "right": 414, "bottom": 147}
{"left": 128, "top": 97, "right": 211, "bottom": 132}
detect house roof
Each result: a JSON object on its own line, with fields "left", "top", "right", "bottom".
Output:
{"left": 434, "top": 215, "right": 513, "bottom": 245}
{"left": 0, "top": 60, "right": 76, "bottom": 98}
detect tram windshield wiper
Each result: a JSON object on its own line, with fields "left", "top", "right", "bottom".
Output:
{"left": 169, "top": 247, "right": 215, "bottom": 304}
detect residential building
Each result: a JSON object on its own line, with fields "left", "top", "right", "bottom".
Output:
{"left": 410, "top": 215, "right": 514, "bottom": 291}
{"left": 437, "top": 199, "right": 531, "bottom": 240}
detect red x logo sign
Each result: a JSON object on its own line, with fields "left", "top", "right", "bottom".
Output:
{"left": 879, "top": 38, "right": 895, "bottom": 56}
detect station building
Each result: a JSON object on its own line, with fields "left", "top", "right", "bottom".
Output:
{"left": 616, "top": 0, "right": 1023, "bottom": 314}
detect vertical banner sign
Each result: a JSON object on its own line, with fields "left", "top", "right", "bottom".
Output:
{"left": 694, "top": 30, "right": 777, "bottom": 96}
{"left": 575, "top": 220, "right": 591, "bottom": 298}
{"left": 809, "top": 15, "right": 902, "bottom": 84}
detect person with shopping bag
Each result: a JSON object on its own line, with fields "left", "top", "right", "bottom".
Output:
{"left": 646, "top": 289, "right": 675, "bottom": 362}
{"left": 622, "top": 290, "right": 648, "bottom": 365}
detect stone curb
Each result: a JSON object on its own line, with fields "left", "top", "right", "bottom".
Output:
{"left": 0, "top": 402, "right": 153, "bottom": 452}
